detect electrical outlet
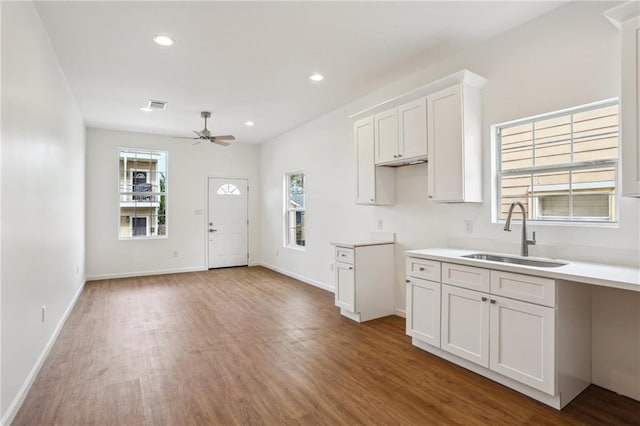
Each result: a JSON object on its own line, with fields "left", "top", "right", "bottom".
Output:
{"left": 41, "top": 305, "right": 46, "bottom": 323}
{"left": 465, "top": 220, "right": 473, "bottom": 234}
{"left": 172, "top": 250, "right": 179, "bottom": 258}
{"left": 377, "top": 219, "right": 384, "bottom": 231}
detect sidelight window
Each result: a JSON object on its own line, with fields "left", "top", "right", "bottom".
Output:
{"left": 285, "top": 171, "right": 305, "bottom": 249}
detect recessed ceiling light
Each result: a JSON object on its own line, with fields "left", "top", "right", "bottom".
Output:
{"left": 245, "top": 121, "right": 255, "bottom": 127}
{"left": 309, "top": 73, "right": 324, "bottom": 82}
{"left": 140, "top": 107, "right": 153, "bottom": 112}
{"left": 153, "top": 35, "right": 174, "bottom": 46}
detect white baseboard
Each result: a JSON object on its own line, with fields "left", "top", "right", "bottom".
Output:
{"left": 394, "top": 308, "right": 406, "bottom": 318}
{"left": 253, "top": 261, "right": 334, "bottom": 293}
{"left": 1, "top": 279, "right": 86, "bottom": 426}
{"left": 86, "top": 266, "right": 206, "bottom": 281}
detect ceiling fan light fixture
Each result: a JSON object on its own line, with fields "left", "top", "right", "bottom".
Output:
{"left": 153, "top": 35, "right": 174, "bottom": 47}
{"left": 140, "top": 107, "right": 153, "bottom": 112}
{"left": 245, "top": 121, "right": 255, "bottom": 127}
{"left": 309, "top": 73, "right": 324, "bottom": 82}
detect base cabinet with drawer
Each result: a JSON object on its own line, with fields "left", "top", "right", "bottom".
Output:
{"left": 406, "top": 256, "right": 591, "bottom": 409}
{"left": 333, "top": 242, "right": 395, "bottom": 322}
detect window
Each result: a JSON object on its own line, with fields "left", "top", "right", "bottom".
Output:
{"left": 494, "top": 100, "right": 618, "bottom": 224}
{"left": 119, "top": 149, "right": 167, "bottom": 238}
{"left": 216, "top": 183, "right": 241, "bottom": 195}
{"left": 285, "top": 172, "right": 305, "bottom": 248}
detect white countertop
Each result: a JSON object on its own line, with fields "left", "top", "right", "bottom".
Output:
{"left": 405, "top": 248, "right": 640, "bottom": 293}
{"left": 332, "top": 240, "right": 395, "bottom": 248}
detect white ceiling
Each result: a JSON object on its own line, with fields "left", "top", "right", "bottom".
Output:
{"left": 36, "top": 1, "right": 564, "bottom": 144}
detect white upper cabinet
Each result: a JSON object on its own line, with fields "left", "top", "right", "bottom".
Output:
{"left": 427, "top": 83, "right": 483, "bottom": 202}
{"left": 354, "top": 117, "right": 394, "bottom": 205}
{"left": 399, "top": 98, "right": 428, "bottom": 161}
{"left": 375, "top": 98, "right": 428, "bottom": 166}
{"left": 374, "top": 109, "right": 399, "bottom": 164}
{"left": 606, "top": 2, "right": 640, "bottom": 197}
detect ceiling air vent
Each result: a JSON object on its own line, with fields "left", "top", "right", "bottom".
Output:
{"left": 147, "top": 100, "right": 168, "bottom": 110}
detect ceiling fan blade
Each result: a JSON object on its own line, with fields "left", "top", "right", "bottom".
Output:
{"left": 211, "top": 139, "right": 231, "bottom": 146}
{"left": 193, "top": 130, "right": 203, "bottom": 137}
{"left": 191, "top": 140, "right": 202, "bottom": 145}
{"left": 173, "top": 136, "right": 199, "bottom": 139}
{"left": 212, "top": 135, "right": 235, "bottom": 141}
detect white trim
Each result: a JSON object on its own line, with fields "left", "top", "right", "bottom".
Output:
{"left": 1, "top": 279, "right": 86, "bottom": 426}
{"left": 253, "top": 261, "right": 333, "bottom": 293}
{"left": 394, "top": 308, "right": 407, "bottom": 318}
{"left": 86, "top": 266, "right": 206, "bottom": 282}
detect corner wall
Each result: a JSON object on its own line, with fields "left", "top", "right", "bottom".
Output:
{"left": 85, "top": 128, "right": 260, "bottom": 279}
{"left": 1, "top": 2, "right": 86, "bottom": 423}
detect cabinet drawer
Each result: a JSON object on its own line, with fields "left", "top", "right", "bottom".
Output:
{"left": 335, "top": 247, "right": 354, "bottom": 264}
{"left": 442, "top": 262, "right": 490, "bottom": 292}
{"left": 406, "top": 257, "right": 441, "bottom": 281}
{"left": 490, "top": 271, "right": 556, "bottom": 307}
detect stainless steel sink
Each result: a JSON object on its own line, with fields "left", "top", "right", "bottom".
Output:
{"left": 462, "top": 253, "right": 568, "bottom": 268}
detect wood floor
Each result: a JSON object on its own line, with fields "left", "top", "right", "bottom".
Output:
{"left": 13, "top": 267, "right": 640, "bottom": 425}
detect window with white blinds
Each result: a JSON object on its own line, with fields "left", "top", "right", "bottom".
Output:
{"left": 495, "top": 100, "right": 619, "bottom": 223}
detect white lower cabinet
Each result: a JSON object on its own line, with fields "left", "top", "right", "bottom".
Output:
{"left": 441, "top": 284, "right": 490, "bottom": 368}
{"left": 406, "top": 277, "right": 441, "bottom": 347}
{"left": 406, "top": 256, "right": 590, "bottom": 409}
{"left": 335, "top": 261, "right": 355, "bottom": 312}
{"left": 333, "top": 242, "right": 394, "bottom": 322}
{"left": 489, "top": 295, "right": 555, "bottom": 395}
{"left": 441, "top": 285, "right": 555, "bottom": 394}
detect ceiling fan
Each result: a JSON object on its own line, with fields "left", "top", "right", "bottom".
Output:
{"left": 174, "top": 111, "right": 235, "bottom": 146}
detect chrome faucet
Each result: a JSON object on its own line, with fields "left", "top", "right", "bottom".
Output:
{"left": 504, "top": 201, "right": 536, "bottom": 257}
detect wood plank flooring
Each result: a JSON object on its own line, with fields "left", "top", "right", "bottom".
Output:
{"left": 13, "top": 267, "right": 640, "bottom": 425}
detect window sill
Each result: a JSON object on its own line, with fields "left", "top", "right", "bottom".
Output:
{"left": 493, "top": 219, "right": 619, "bottom": 229}
{"left": 119, "top": 235, "right": 169, "bottom": 241}
{"left": 284, "top": 244, "right": 306, "bottom": 252}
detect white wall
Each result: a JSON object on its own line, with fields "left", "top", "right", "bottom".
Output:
{"left": 1, "top": 2, "right": 86, "bottom": 423}
{"left": 85, "top": 128, "right": 260, "bottom": 279}
{"left": 258, "top": 0, "right": 639, "bottom": 306}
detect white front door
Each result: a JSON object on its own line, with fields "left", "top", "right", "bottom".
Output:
{"left": 207, "top": 178, "right": 248, "bottom": 269}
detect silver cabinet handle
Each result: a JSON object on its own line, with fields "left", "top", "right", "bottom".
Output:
{"left": 428, "top": 195, "right": 433, "bottom": 199}
{"left": 348, "top": 266, "right": 353, "bottom": 270}
{"left": 393, "top": 154, "right": 398, "bottom": 158}
{"left": 419, "top": 267, "right": 425, "bottom": 271}
{"left": 481, "top": 297, "right": 488, "bottom": 302}
{"left": 490, "top": 299, "right": 496, "bottom": 304}
{"left": 405, "top": 279, "right": 410, "bottom": 283}
{"left": 209, "top": 229, "right": 217, "bottom": 233}
{"left": 398, "top": 154, "right": 402, "bottom": 157}
{"left": 341, "top": 253, "right": 346, "bottom": 257}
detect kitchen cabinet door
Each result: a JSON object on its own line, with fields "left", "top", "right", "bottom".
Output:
{"left": 489, "top": 295, "right": 556, "bottom": 395}
{"left": 398, "top": 98, "right": 428, "bottom": 162}
{"left": 441, "top": 284, "right": 490, "bottom": 367}
{"left": 621, "top": 16, "right": 640, "bottom": 196}
{"left": 354, "top": 117, "right": 394, "bottom": 205}
{"left": 406, "top": 277, "right": 441, "bottom": 347}
{"left": 374, "top": 108, "right": 399, "bottom": 164}
{"left": 427, "top": 84, "right": 482, "bottom": 202}
{"left": 335, "top": 261, "right": 355, "bottom": 313}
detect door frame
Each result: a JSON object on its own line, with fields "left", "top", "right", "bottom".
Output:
{"left": 205, "top": 176, "right": 250, "bottom": 269}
